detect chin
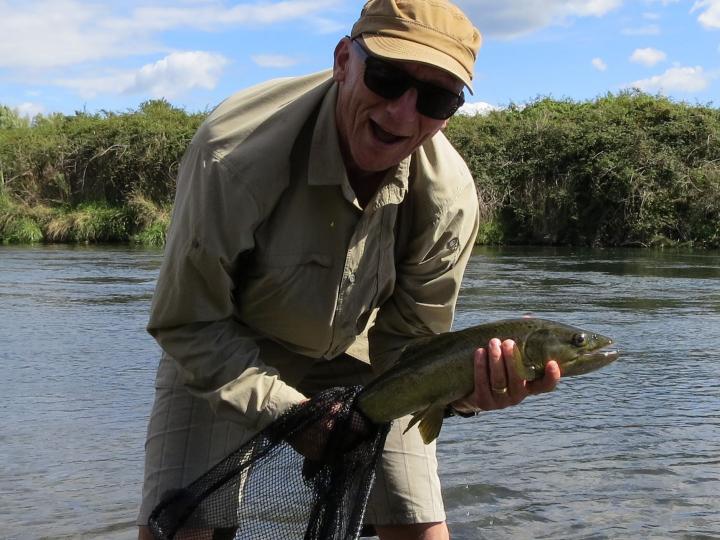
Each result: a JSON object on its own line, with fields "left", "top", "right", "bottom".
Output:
{"left": 354, "top": 147, "right": 407, "bottom": 174}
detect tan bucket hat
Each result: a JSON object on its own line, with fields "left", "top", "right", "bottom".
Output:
{"left": 350, "top": 0, "right": 482, "bottom": 92}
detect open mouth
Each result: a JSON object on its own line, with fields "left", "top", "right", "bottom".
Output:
{"left": 590, "top": 347, "right": 620, "bottom": 361}
{"left": 370, "top": 120, "right": 405, "bottom": 145}
{"left": 573, "top": 345, "right": 620, "bottom": 373}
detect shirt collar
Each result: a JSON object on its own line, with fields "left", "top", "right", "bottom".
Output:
{"left": 307, "top": 83, "right": 346, "bottom": 187}
{"left": 307, "top": 82, "right": 410, "bottom": 207}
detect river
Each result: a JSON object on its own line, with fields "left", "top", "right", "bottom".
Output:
{"left": 1, "top": 245, "right": 718, "bottom": 539}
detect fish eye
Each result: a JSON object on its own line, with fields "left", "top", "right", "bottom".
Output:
{"left": 572, "top": 333, "right": 587, "bottom": 347}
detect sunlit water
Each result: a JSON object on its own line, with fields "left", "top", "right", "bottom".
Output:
{"left": 1, "top": 245, "right": 718, "bottom": 539}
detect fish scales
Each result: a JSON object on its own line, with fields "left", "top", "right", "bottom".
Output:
{"left": 357, "top": 318, "right": 618, "bottom": 444}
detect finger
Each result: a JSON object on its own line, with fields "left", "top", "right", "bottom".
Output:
{"left": 487, "top": 338, "right": 510, "bottom": 400}
{"left": 472, "top": 346, "right": 493, "bottom": 410}
{"left": 453, "top": 347, "right": 485, "bottom": 412}
{"left": 501, "top": 339, "right": 525, "bottom": 398}
{"left": 527, "top": 360, "right": 561, "bottom": 394}
{"left": 501, "top": 340, "right": 528, "bottom": 406}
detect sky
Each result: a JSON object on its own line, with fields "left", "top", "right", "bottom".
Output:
{"left": 1, "top": 0, "right": 719, "bottom": 119}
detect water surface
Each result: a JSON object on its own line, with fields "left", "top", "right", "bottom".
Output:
{"left": 1, "top": 245, "right": 718, "bottom": 539}
{"left": 444, "top": 247, "right": 720, "bottom": 539}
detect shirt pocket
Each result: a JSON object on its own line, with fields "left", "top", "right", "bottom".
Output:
{"left": 238, "top": 251, "right": 336, "bottom": 352}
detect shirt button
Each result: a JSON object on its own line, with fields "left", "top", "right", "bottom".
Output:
{"left": 348, "top": 273, "right": 356, "bottom": 284}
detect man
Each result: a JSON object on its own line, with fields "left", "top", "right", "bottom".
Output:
{"left": 137, "top": 0, "right": 559, "bottom": 538}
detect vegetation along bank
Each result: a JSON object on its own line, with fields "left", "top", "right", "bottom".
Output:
{"left": 1, "top": 92, "right": 718, "bottom": 248}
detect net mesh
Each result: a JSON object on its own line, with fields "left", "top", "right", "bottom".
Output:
{"left": 148, "top": 386, "right": 390, "bottom": 540}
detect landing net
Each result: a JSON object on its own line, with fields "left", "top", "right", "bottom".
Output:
{"left": 148, "top": 386, "right": 390, "bottom": 540}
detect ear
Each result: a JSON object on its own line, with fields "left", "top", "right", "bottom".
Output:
{"left": 333, "top": 37, "right": 352, "bottom": 83}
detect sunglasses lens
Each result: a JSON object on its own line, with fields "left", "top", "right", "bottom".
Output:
{"left": 416, "top": 87, "right": 464, "bottom": 120}
{"left": 364, "top": 58, "right": 411, "bottom": 100}
{"left": 361, "top": 52, "right": 463, "bottom": 120}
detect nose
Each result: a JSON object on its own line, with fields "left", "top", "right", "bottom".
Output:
{"left": 384, "top": 87, "right": 418, "bottom": 123}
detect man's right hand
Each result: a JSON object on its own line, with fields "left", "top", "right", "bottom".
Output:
{"left": 286, "top": 396, "right": 374, "bottom": 462}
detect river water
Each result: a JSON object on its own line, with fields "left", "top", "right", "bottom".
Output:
{"left": 1, "top": 245, "right": 718, "bottom": 539}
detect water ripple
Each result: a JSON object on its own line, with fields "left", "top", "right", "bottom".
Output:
{"left": 2, "top": 245, "right": 719, "bottom": 538}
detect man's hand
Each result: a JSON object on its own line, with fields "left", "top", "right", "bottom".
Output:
{"left": 287, "top": 398, "right": 374, "bottom": 462}
{"left": 451, "top": 338, "right": 560, "bottom": 414}
{"left": 287, "top": 400, "right": 341, "bottom": 461}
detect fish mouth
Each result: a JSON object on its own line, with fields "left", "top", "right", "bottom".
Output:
{"left": 568, "top": 346, "right": 619, "bottom": 375}
{"left": 582, "top": 346, "right": 619, "bottom": 361}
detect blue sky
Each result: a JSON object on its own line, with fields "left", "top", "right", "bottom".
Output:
{"left": 1, "top": 0, "right": 719, "bottom": 118}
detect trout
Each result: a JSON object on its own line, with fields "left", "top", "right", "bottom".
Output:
{"left": 357, "top": 318, "right": 619, "bottom": 444}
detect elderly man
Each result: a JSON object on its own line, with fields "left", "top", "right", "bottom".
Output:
{"left": 137, "top": 1, "right": 559, "bottom": 539}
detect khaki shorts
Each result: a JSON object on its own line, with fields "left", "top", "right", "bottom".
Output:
{"left": 137, "top": 353, "right": 445, "bottom": 527}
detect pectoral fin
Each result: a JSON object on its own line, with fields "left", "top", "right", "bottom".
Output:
{"left": 403, "top": 401, "right": 446, "bottom": 444}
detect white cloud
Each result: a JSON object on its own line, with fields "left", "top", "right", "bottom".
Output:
{"left": 630, "top": 47, "right": 667, "bottom": 66}
{"left": 14, "top": 102, "right": 45, "bottom": 119}
{"left": 458, "top": 101, "right": 499, "bottom": 115}
{"left": 592, "top": 57, "right": 608, "bottom": 71}
{"left": 692, "top": 0, "right": 720, "bottom": 29}
{"left": 0, "top": 0, "right": 157, "bottom": 69}
{"left": 251, "top": 54, "right": 299, "bottom": 68}
{"left": 54, "top": 73, "right": 135, "bottom": 100}
{"left": 131, "top": 0, "right": 339, "bottom": 31}
{"left": 0, "top": 0, "right": 340, "bottom": 69}
{"left": 126, "top": 51, "right": 228, "bottom": 97}
{"left": 628, "top": 66, "right": 710, "bottom": 93}
{"left": 456, "top": 0, "right": 623, "bottom": 39}
{"left": 56, "top": 52, "right": 228, "bottom": 99}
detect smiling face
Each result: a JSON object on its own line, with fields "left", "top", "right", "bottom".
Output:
{"left": 332, "top": 37, "right": 464, "bottom": 181}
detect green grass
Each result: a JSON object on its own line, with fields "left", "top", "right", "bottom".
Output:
{"left": 0, "top": 192, "right": 170, "bottom": 245}
{"left": 0, "top": 193, "right": 43, "bottom": 243}
{"left": 46, "top": 203, "right": 129, "bottom": 242}
{"left": 0, "top": 215, "right": 43, "bottom": 244}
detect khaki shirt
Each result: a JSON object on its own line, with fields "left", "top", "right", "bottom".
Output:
{"left": 148, "top": 70, "right": 480, "bottom": 431}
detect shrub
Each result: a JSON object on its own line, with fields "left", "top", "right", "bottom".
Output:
{"left": 447, "top": 91, "right": 720, "bottom": 247}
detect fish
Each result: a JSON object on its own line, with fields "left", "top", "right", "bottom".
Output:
{"left": 356, "top": 318, "right": 619, "bottom": 444}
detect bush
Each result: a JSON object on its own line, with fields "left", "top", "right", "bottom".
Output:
{"left": 1, "top": 93, "right": 719, "bottom": 247}
{"left": 446, "top": 91, "right": 720, "bottom": 248}
{"left": 0, "top": 99, "right": 205, "bottom": 207}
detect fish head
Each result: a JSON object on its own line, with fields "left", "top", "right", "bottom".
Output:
{"left": 518, "top": 319, "right": 619, "bottom": 379}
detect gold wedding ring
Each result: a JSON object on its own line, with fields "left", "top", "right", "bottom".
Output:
{"left": 491, "top": 386, "right": 508, "bottom": 395}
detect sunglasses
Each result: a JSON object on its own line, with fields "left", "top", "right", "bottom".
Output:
{"left": 352, "top": 40, "right": 465, "bottom": 120}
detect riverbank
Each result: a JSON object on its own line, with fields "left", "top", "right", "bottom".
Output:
{"left": 1, "top": 93, "right": 718, "bottom": 247}
{"left": 0, "top": 191, "right": 170, "bottom": 246}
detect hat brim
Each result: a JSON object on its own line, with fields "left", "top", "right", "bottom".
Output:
{"left": 361, "top": 34, "right": 474, "bottom": 94}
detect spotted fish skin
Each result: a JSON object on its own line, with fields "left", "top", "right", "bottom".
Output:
{"left": 357, "top": 318, "right": 618, "bottom": 443}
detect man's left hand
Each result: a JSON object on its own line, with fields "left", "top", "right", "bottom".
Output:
{"left": 451, "top": 338, "right": 560, "bottom": 414}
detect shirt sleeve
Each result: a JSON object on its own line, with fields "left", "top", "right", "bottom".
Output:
{"left": 368, "top": 177, "right": 480, "bottom": 373}
{"left": 147, "top": 142, "right": 306, "bottom": 432}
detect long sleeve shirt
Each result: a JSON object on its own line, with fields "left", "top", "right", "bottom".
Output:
{"left": 147, "top": 70, "right": 480, "bottom": 432}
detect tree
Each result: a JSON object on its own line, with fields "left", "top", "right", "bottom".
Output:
{"left": 0, "top": 105, "right": 30, "bottom": 129}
